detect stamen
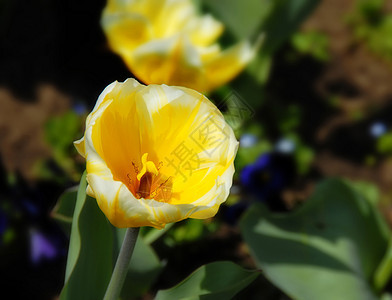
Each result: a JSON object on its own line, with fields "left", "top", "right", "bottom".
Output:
{"left": 126, "top": 173, "right": 133, "bottom": 185}
{"left": 131, "top": 161, "right": 139, "bottom": 174}
{"left": 150, "top": 176, "right": 171, "bottom": 198}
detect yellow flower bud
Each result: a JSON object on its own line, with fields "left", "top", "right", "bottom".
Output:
{"left": 101, "top": 0, "right": 256, "bottom": 93}
{"left": 74, "top": 79, "right": 238, "bottom": 228}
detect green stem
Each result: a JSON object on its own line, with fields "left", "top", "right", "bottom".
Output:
{"left": 374, "top": 237, "right": 392, "bottom": 292}
{"left": 104, "top": 227, "right": 140, "bottom": 300}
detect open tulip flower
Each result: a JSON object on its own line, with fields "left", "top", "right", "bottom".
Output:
{"left": 101, "top": 0, "right": 256, "bottom": 93}
{"left": 74, "top": 79, "right": 238, "bottom": 229}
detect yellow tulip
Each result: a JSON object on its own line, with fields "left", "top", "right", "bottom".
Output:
{"left": 101, "top": 0, "right": 256, "bottom": 93}
{"left": 74, "top": 79, "right": 238, "bottom": 228}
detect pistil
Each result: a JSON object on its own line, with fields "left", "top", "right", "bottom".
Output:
{"left": 135, "top": 153, "right": 159, "bottom": 199}
{"left": 136, "top": 171, "right": 153, "bottom": 199}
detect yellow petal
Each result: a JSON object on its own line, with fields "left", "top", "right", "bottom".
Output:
{"left": 101, "top": 12, "right": 153, "bottom": 53}
{"left": 153, "top": 0, "right": 194, "bottom": 37}
{"left": 125, "top": 36, "right": 206, "bottom": 90}
{"left": 204, "top": 41, "right": 256, "bottom": 92}
{"left": 73, "top": 137, "right": 85, "bottom": 158}
{"left": 188, "top": 15, "right": 224, "bottom": 46}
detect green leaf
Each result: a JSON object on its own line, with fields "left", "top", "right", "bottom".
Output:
{"left": 382, "top": 293, "right": 392, "bottom": 300}
{"left": 58, "top": 172, "right": 164, "bottom": 300}
{"left": 374, "top": 238, "right": 392, "bottom": 292}
{"left": 240, "top": 178, "right": 390, "bottom": 300}
{"left": 141, "top": 223, "right": 174, "bottom": 245}
{"left": 344, "top": 180, "right": 380, "bottom": 207}
{"left": 63, "top": 171, "right": 88, "bottom": 282}
{"left": 247, "top": 0, "right": 321, "bottom": 83}
{"left": 115, "top": 228, "right": 163, "bottom": 299}
{"left": 51, "top": 186, "right": 78, "bottom": 235}
{"left": 203, "top": 0, "right": 270, "bottom": 39}
{"left": 60, "top": 171, "right": 114, "bottom": 300}
{"left": 155, "top": 261, "right": 260, "bottom": 300}
{"left": 258, "top": 0, "right": 321, "bottom": 54}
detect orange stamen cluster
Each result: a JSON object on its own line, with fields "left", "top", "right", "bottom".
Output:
{"left": 128, "top": 153, "right": 172, "bottom": 202}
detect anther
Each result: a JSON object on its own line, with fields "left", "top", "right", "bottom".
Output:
{"left": 126, "top": 173, "right": 133, "bottom": 185}
{"left": 150, "top": 176, "right": 171, "bottom": 198}
{"left": 131, "top": 161, "right": 139, "bottom": 174}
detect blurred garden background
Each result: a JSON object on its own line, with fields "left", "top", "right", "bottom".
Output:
{"left": 2, "top": 0, "right": 392, "bottom": 299}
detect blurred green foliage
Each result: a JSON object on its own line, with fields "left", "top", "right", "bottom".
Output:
{"left": 348, "top": 0, "right": 392, "bottom": 62}
{"left": 378, "top": 132, "right": 392, "bottom": 154}
{"left": 290, "top": 31, "right": 330, "bottom": 62}
{"left": 163, "top": 219, "right": 219, "bottom": 247}
{"left": 284, "top": 133, "right": 315, "bottom": 175}
{"left": 45, "top": 111, "right": 80, "bottom": 155}
{"left": 38, "top": 111, "right": 84, "bottom": 183}
{"left": 240, "top": 179, "right": 391, "bottom": 300}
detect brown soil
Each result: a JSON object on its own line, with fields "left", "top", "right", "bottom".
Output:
{"left": 298, "top": 0, "right": 392, "bottom": 226}
{"left": 304, "top": 0, "right": 392, "bottom": 118}
{"left": 300, "top": 0, "right": 392, "bottom": 188}
{"left": 0, "top": 85, "right": 71, "bottom": 181}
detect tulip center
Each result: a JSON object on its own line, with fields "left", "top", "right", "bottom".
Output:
{"left": 133, "top": 153, "right": 172, "bottom": 201}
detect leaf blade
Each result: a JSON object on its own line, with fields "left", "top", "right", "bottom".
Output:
{"left": 240, "top": 178, "right": 389, "bottom": 300}
{"left": 60, "top": 172, "right": 114, "bottom": 300}
{"left": 155, "top": 261, "right": 259, "bottom": 300}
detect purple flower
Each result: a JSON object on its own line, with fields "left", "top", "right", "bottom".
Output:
{"left": 30, "top": 229, "right": 58, "bottom": 264}
{"left": 73, "top": 101, "right": 87, "bottom": 115}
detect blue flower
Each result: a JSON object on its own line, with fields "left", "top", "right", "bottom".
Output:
{"left": 223, "top": 201, "right": 249, "bottom": 226}
{"left": 224, "top": 152, "right": 296, "bottom": 225}
{"left": 240, "top": 152, "right": 296, "bottom": 210}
